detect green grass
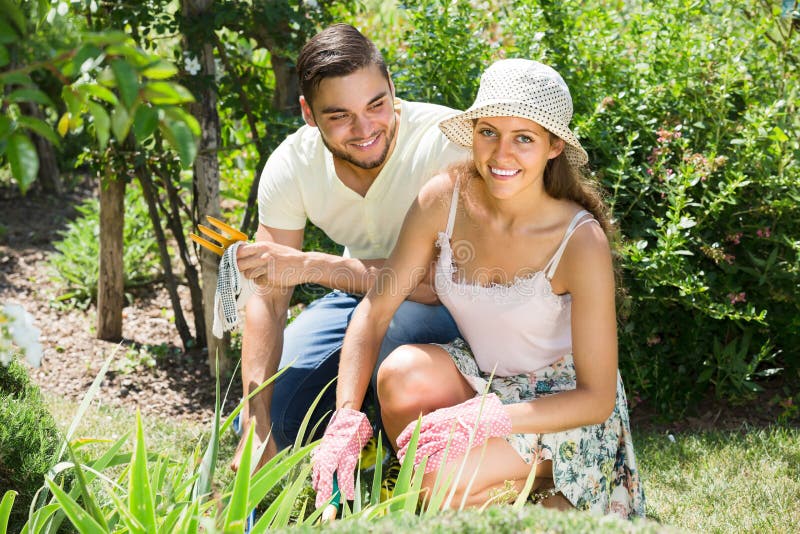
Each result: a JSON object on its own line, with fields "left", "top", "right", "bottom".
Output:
{"left": 639, "top": 426, "right": 800, "bottom": 533}
{"left": 37, "top": 392, "right": 800, "bottom": 532}
{"left": 41, "top": 391, "right": 239, "bottom": 490}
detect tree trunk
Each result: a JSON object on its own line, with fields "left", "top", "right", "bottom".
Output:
{"left": 97, "top": 174, "right": 125, "bottom": 341}
{"left": 157, "top": 167, "right": 206, "bottom": 347}
{"left": 136, "top": 166, "right": 193, "bottom": 349}
{"left": 270, "top": 53, "right": 299, "bottom": 114}
{"left": 183, "top": 0, "right": 230, "bottom": 376}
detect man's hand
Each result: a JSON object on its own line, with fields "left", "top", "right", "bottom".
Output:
{"left": 237, "top": 240, "right": 309, "bottom": 288}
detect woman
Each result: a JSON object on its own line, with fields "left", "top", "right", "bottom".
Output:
{"left": 311, "top": 59, "right": 645, "bottom": 518}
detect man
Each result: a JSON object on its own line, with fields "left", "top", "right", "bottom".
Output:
{"left": 231, "top": 23, "right": 467, "bottom": 471}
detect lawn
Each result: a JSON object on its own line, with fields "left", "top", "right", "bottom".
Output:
{"left": 40, "top": 392, "right": 800, "bottom": 532}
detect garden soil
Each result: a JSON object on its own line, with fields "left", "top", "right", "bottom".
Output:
{"left": 0, "top": 185, "right": 789, "bottom": 431}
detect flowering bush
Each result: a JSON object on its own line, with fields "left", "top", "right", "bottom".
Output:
{"left": 0, "top": 303, "right": 43, "bottom": 368}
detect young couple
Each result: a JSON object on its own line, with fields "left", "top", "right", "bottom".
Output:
{"left": 233, "top": 23, "right": 644, "bottom": 518}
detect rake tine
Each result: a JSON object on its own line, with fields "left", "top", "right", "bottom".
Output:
{"left": 206, "top": 215, "right": 248, "bottom": 241}
{"left": 197, "top": 224, "right": 232, "bottom": 245}
{"left": 189, "top": 233, "right": 224, "bottom": 256}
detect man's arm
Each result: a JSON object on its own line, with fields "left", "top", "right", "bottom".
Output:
{"left": 230, "top": 224, "right": 302, "bottom": 472}
{"left": 237, "top": 237, "right": 439, "bottom": 304}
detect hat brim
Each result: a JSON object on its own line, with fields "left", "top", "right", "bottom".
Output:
{"left": 439, "top": 100, "right": 589, "bottom": 167}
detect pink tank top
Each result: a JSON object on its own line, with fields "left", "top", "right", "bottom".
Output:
{"left": 434, "top": 184, "right": 599, "bottom": 376}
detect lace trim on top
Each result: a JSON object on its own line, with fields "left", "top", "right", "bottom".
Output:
{"left": 434, "top": 231, "right": 569, "bottom": 304}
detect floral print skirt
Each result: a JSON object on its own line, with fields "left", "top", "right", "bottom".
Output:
{"left": 437, "top": 338, "right": 646, "bottom": 519}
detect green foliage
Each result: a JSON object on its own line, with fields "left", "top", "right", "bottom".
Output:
{"left": 381, "top": 0, "right": 800, "bottom": 417}
{"left": 388, "top": 0, "right": 496, "bottom": 109}
{"left": 0, "top": 359, "right": 62, "bottom": 532}
{"left": 0, "top": 2, "right": 200, "bottom": 196}
{"left": 48, "top": 186, "right": 161, "bottom": 308}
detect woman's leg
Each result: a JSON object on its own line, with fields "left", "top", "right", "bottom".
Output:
{"left": 377, "top": 343, "right": 569, "bottom": 509}
{"left": 377, "top": 343, "right": 475, "bottom": 444}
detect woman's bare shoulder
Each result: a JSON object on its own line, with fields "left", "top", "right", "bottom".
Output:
{"left": 417, "top": 164, "right": 464, "bottom": 212}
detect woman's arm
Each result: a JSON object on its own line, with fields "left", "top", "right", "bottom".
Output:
{"left": 335, "top": 174, "right": 454, "bottom": 412}
{"left": 506, "top": 220, "right": 619, "bottom": 433}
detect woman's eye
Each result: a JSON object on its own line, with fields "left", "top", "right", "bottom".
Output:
{"left": 517, "top": 135, "right": 533, "bottom": 143}
{"left": 479, "top": 128, "right": 496, "bottom": 137}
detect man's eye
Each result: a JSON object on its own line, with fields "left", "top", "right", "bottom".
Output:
{"left": 370, "top": 101, "right": 384, "bottom": 110}
{"left": 330, "top": 114, "right": 347, "bottom": 121}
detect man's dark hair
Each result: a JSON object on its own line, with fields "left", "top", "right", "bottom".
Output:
{"left": 297, "top": 23, "right": 389, "bottom": 105}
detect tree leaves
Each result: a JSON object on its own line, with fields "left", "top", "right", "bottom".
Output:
{"left": 111, "top": 59, "right": 139, "bottom": 109}
{"left": 7, "top": 132, "right": 39, "bottom": 194}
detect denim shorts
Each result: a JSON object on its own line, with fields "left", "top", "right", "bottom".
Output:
{"left": 270, "top": 290, "right": 460, "bottom": 449}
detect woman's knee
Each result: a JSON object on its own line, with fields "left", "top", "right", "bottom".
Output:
{"left": 377, "top": 345, "right": 436, "bottom": 412}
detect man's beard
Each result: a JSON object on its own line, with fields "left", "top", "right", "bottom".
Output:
{"left": 319, "top": 114, "right": 397, "bottom": 170}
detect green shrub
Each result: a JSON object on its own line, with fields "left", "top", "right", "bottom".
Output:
{"left": 48, "top": 184, "right": 162, "bottom": 309}
{"left": 0, "top": 360, "right": 62, "bottom": 532}
{"left": 383, "top": 0, "right": 799, "bottom": 417}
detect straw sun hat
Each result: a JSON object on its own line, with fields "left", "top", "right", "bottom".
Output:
{"left": 439, "top": 59, "right": 589, "bottom": 168}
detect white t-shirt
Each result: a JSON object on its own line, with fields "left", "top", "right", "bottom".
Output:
{"left": 257, "top": 99, "right": 468, "bottom": 259}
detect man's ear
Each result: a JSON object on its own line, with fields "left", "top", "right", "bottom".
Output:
{"left": 548, "top": 137, "right": 565, "bottom": 160}
{"left": 299, "top": 95, "right": 316, "bottom": 127}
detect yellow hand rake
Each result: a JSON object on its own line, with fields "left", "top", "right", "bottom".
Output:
{"left": 189, "top": 215, "right": 248, "bottom": 256}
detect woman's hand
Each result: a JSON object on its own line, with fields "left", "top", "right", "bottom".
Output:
{"left": 311, "top": 408, "right": 373, "bottom": 508}
{"left": 396, "top": 393, "right": 511, "bottom": 473}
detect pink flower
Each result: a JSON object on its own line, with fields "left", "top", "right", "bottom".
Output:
{"left": 728, "top": 292, "right": 746, "bottom": 305}
{"left": 727, "top": 232, "right": 742, "bottom": 245}
{"left": 724, "top": 253, "right": 735, "bottom": 264}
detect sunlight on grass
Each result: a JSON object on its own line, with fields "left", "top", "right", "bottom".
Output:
{"left": 638, "top": 426, "right": 800, "bottom": 532}
{"left": 41, "top": 391, "right": 239, "bottom": 489}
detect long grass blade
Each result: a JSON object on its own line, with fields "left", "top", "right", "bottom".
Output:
{"left": 18, "top": 503, "right": 60, "bottom": 534}
{"left": 192, "top": 353, "right": 221, "bottom": 500}
{"left": 44, "top": 479, "right": 106, "bottom": 534}
{"left": 0, "top": 490, "right": 16, "bottom": 533}
{"left": 404, "top": 456, "right": 427, "bottom": 512}
{"left": 369, "top": 436, "right": 385, "bottom": 508}
{"left": 223, "top": 415, "right": 254, "bottom": 533}
{"left": 56, "top": 345, "right": 120, "bottom": 462}
{"left": 219, "top": 360, "right": 294, "bottom": 436}
{"left": 292, "top": 376, "right": 335, "bottom": 451}
{"left": 42, "top": 347, "right": 122, "bottom": 534}
{"left": 423, "top": 432, "right": 457, "bottom": 516}
{"left": 256, "top": 463, "right": 312, "bottom": 531}
{"left": 129, "top": 410, "right": 157, "bottom": 531}
{"left": 101, "top": 480, "right": 146, "bottom": 533}
{"left": 390, "top": 416, "right": 421, "bottom": 513}
{"left": 247, "top": 442, "right": 316, "bottom": 511}
{"left": 513, "top": 452, "right": 540, "bottom": 509}
{"left": 65, "top": 443, "right": 110, "bottom": 531}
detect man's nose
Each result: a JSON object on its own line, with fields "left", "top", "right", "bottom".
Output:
{"left": 352, "top": 114, "right": 373, "bottom": 138}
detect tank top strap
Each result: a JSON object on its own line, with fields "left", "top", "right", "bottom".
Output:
{"left": 543, "top": 210, "right": 597, "bottom": 280}
{"left": 444, "top": 181, "right": 460, "bottom": 238}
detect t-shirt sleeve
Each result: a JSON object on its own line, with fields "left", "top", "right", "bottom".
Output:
{"left": 257, "top": 146, "right": 307, "bottom": 230}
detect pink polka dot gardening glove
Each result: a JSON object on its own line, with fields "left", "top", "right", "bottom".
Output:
{"left": 311, "top": 408, "right": 373, "bottom": 509}
{"left": 396, "top": 393, "right": 512, "bottom": 474}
